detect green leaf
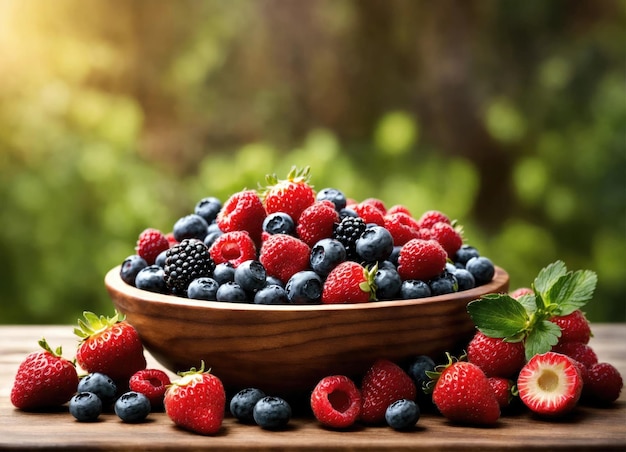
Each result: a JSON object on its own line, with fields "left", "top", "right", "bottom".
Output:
{"left": 467, "top": 294, "right": 530, "bottom": 339}
{"left": 517, "top": 293, "right": 538, "bottom": 315}
{"left": 524, "top": 319, "right": 561, "bottom": 361}
{"left": 533, "top": 260, "right": 567, "bottom": 295}
{"left": 546, "top": 269, "right": 597, "bottom": 316}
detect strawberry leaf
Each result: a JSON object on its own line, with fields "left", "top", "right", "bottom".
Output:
{"left": 467, "top": 294, "right": 529, "bottom": 339}
{"left": 523, "top": 319, "right": 561, "bottom": 361}
{"left": 517, "top": 293, "right": 538, "bottom": 315}
{"left": 533, "top": 260, "right": 567, "bottom": 298}
{"left": 545, "top": 269, "right": 597, "bottom": 316}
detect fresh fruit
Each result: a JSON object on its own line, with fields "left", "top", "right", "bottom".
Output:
{"left": 352, "top": 202, "right": 385, "bottom": 226}
{"left": 310, "top": 375, "right": 362, "bottom": 429}
{"left": 397, "top": 239, "right": 447, "bottom": 282}
{"left": 259, "top": 233, "right": 311, "bottom": 284}
{"left": 383, "top": 212, "right": 421, "bottom": 246}
{"left": 134, "top": 265, "right": 167, "bottom": 294}
{"left": 333, "top": 216, "right": 367, "bottom": 260}
{"left": 260, "top": 166, "right": 315, "bottom": 223}
{"left": 77, "top": 372, "right": 117, "bottom": 406}
{"left": 187, "top": 277, "right": 220, "bottom": 301}
{"left": 209, "top": 231, "right": 257, "bottom": 268}
{"left": 135, "top": 228, "right": 170, "bottom": 265}
{"left": 355, "top": 226, "right": 394, "bottom": 262}
{"left": 549, "top": 310, "right": 592, "bottom": 345}
{"left": 309, "top": 238, "right": 347, "bottom": 276}
{"left": 230, "top": 388, "right": 266, "bottom": 423}
{"left": 69, "top": 392, "right": 102, "bottom": 422}
{"left": 164, "top": 238, "right": 215, "bottom": 295}
{"left": 296, "top": 200, "right": 339, "bottom": 247}
{"left": 129, "top": 368, "right": 171, "bottom": 409}
{"left": 400, "top": 279, "right": 432, "bottom": 299}
{"left": 234, "top": 260, "right": 267, "bottom": 293}
{"left": 262, "top": 212, "right": 295, "bottom": 235}
{"left": 172, "top": 214, "right": 209, "bottom": 242}
{"left": 450, "top": 268, "right": 475, "bottom": 291}
{"left": 465, "top": 256, "right": 495, "bottom": 285}
{"left": 517, "top": 352, "right": 583, "bottom": 416}
{"left": 120, "top": 254, "right": 148, "bottom": 286}
{"left": 374, "top": 266, "right": 402, "bottom": 300}
{"left": 217, "top": 189, "right": 266, "bottom": 245}
{"left": 212, "top": 262, "right": 235, "bottom": 284}
{"left": 285, "top": 270, "right": 323, "bottom": 304}
{"left": 115, "top": 391, "right": 151, "bottom": 423}
{"left": 216, "top": 281, "right": 248, "bottom": 302}
{"left": 10, "top": 338, "right": 79, "bottom": 411}
{"left": 428, "top": 271, "right": 458, "bottom": 296}
{"left": 385, "top": 399, "right": 420, "bottom": 430}
{"left": 467, "top": 330, "right": 526, "bottom": 378}
{"left": 417, "top": 210, "right": 450, "bottom": 229}
{"left": 316, "top": 187, "right": 347, "bottom": 211}
{"left": 194, "top": 196, "right": 222, "bottom": 224}
{"left": 164, "top": 362, "right": 226, "bottom": 435}
{"left": 253, "top": 284, "right": 289, "bottom": 305}
{"left": 253, "top": 396, "right": 292, "bottom": 430}
{"left": 584, "top": 362, "right": 623, "bottom": 404}
{"left": 322, "top": 261, "right": 376, "bottom": 304}
{"left": 429, "top": 222, "right": 463, "bottom": 258}
{"left": 551, "top": 342, "right": 598, "bottom": 368}
{"left": 488, "top": 377, "right": 515, "bottom": 409}
{"left": 74, "top": 311, "right": 147, "bottom": 382}
{"left": 406, "top": 355, "right": 436, "bottom": 395}
{"left": 360, "top": 359, "right": 416, "bottom": 424}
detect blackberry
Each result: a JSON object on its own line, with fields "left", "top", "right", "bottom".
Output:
{"left": 333, "top": 216, "right": 366, "bottom": 260}
{"left": 164, "top": 239, "right": 215, "bottom": 296}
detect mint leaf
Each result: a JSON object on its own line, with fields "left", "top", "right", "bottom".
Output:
{"left": 524, "top": 319, "right": 561, "bottom": 361}
{"left": 533, "top": 260, "right": 567, "bottom": 299}
{"left": 467, "top": 294, "right": 529, "bottom": 339}
{"left": 545, "top": 269, "right": 597, "bottom": 316}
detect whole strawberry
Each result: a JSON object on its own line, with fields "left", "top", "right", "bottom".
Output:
{"left": 467, "top": 330, "right": 526, "bottom": 378}
{"left": 549, "top": 309, "right": 592, "bottom": 345}
{"left": 322, "top": 261, "right": 376, "bottom": 304}
{"left": 295, "top": 200, "right": 339, "bottom": 247}
{"left": 135, "top": 228, "right": 170, "bottom": 265}
{"left": 259, "top": 233, "right": 311, "bottom": 284}
{"left": 488, "top": 377, "right": 516, "bottom": 409}
{"left": 217, "top": 189, "right": 266, "bottom": 246}
{"left": 164, "top": 362, "right": 226, "bottom": 435}
{"left": 260, "top": 166, "right": 315, "bottom": 223}
{"left": 397, "top": 239, "right": 447, "bottom": 282}
{"left": 74, "top": 311, "right": 146, "bottom": 382}
{"left": 11, "top": 338, "right": 78, "bottom": 410}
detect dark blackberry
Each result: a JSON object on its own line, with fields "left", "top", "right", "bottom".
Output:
{"left": 333, "top": 216, "right": 366, "bottom": 260}
{"left": 164, "top": 239, "right": 215, "bottom": 296}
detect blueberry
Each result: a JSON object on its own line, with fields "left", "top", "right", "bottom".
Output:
{"left": 375, "top": 267, "right": 402, "bottom": 300}
{"left": 135, "top": 265, "right": 167, "bottom": 293}
{"left": 400, "top": 280, "right": 432, "bottom": 299}
{"left": 77, "top": 373, "right": 117, "bottom": 406}
{"left": 454, "top": 245, "right": 480, "bottom": 266}
{"left": 316, "top": 188, "right": 347, "bottom": 211}
{"left": 338, "top": 207, "right": 357, "bottom": 219}
{"left": 213, "top": 262, "right": 235, "bottom": 285}
{"left": 203, "top": 230, "right": 223, "bottom": 249}
{"left": 187, "top": 277, "right": 219, "bottom": 301}
{"left": 452, "top": 268, "right": 475, "bottom": 291}
{"left": 466, "top": 256, "right": 495, "bottom": 285}
{"left": 194, "top": 197, "right": 222, "bottom": 224}
{"left": 388, "top": 246, "right": 402, "bottom": 266}
{"left": 406, "top": 355, "right": 436, "bottom": 392}
{"left": 356, "top": 226, "right": 394, "bottom": 262}
{"left": 172, "top": 214, "right": 209, "bottom": 242}
{"left": 262, "top": 212, "right": 295, "bottom": 235}
{"left": 429, "top": 272, "right": 458, "bottom": 296}
{"left": 253, "top": 396, "right": 291, "bottom": 430}
{"left": 285, "top": 271, "right": 323, "bottom": 304}
{"left": 155, "top": 249, "right": 168, "bottom": 268}
{"left": 120, "top": 255, "right": 148, "bottom": 286}
{"left": 254, "top": 284, "right": 289, "bottom": 305}
{"left": 265, "top": 275, "right": 284, "bottom": 287}
{"left": 230, "top": 388, "right": 266, "bottom": 423}
{"left": 114, "top": 391, "right": 151, "bottom": 423}
{"left": 216, "top": 281, "right": 249, "bottom": 303}
{"left": 385, "top": 399, "right": 420, "bottom": 430}
{"left": 234, "top": 260, "right": 267, "bottom": 293}
{"left": 69, "top": 392, "right": 102, "bottom": 422}
{"left": 310, "top": 238, "right": 346, "bottom": 276}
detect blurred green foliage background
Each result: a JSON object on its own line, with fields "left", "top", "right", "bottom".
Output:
{"left": 0, "top": 0, "right": 624, "bottom": 324}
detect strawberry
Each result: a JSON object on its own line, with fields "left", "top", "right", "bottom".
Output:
{"left": 551, "top": 342, "right": 598, "bottom": 368}
{"left": 129, "top": 368, "right": 172, "bottom": 409}
{"left": 74, "top": 311, "right": 147, "bottom": 382}
{"left": 397, "top": 239, "right": 447, "bottom": 282}
{"left": 260, "top": 166, "right": 315, "bottom": 223}
{"left": 467, "top": 330, "right": 526, "bottom": 378}
{"left": 259, "top": 233, "right": 311, "bottom": 284}
{"left": 217, "top": 189, "right": 266, "bottom": 246}
{"left": 360, "top": 359, "right": 416, "bottom": 424}
{"left": 352, "top": 202, "right": 385, "bottom": 226}
{"left": 417, "top": 210, "right": 450, "bottom": 229}
{"left": 383, "top": 212, "right": 421, "bottom": 246}
{"left": 295, "top": 200, "right": 339, "bottom": 247}
{"left": 428, "top": 355, "right": 500, "bottom": 425}
{"left": 322, "top": 261, "right": 376, "bottom": 304}
{"left": 164, "top": 362, "right": 226, "bottom": 435}
{"left": 10, "top": 338, "right": 78, "bottom": 410}
{"left": 310, "top": 375, "right": 362, "bottom": 429}
{"left": 209, "top": 231, "right": 257, "bottom": 268}
{"left": 488, "top": 377, "right": 515, "bottom": 409}
{"left": 428, "top": 222, "right": 463, "bottom": 258}
{"left": 549, "top": 309, "right": 592, "bottom": 345}
{"left": 135, "top": 228, "right": 170, "bottom": 265}
{"left": 583, "top": 362, "right": 623, "bottom": 404}
{"left": 516, "top": 351, "right": 583, "bottom": 416}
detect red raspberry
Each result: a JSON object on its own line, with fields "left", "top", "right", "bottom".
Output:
{"left": 310, "top": 375, "right": 362, "bottom": 429}
{"left": 129, "top": 368, "right": 172, "bottom": 409}
{"left": 552, "top": 342, "right": 598, "bottom": 368}
{"left": 510, "top": 287, "right": 534, "bottom": 299}
{"left": 487, "top": 377, "right": 514, "bottom": 409}
{"left": 428, "top": 222, "right": 463, "bottom": 258}
{"left": 397, "top": 239, "right": 447, "bottom": 281}
{"left": 259, "top": 234, "right": 310, "bottom": 284}
{"left": 295, "top": 200, "right": 339, "bottom": 247}
{"left": 383, "top": 212, "right": 421, "bottom": 246}
{"left": 549, "top": 310, "right": 592, "bottom": 345}
{"left": 217, "top": 189, "right": 266, "bottom": 246}
{"left": 353, "top": 202, "right": 385, "bottom": 226}
{"left": 360, "top": 197, "right": 387, "bottom": 215}
{"left": 417, "top": 210, "right": 450, "bottom": 229}
{"left": 165, "top": 232, "right": 178, "bottom": 248}
{"left": 467, "top": 331, "right": 526, "bottom": 378}
{"left": 136, "top": 228, "right": 170, "bottom": 265}
{"left": 584, "top": 362, "right": 623, "bottom": 404}
{"left": 209, "top": 231, "right": 257, "bottom": 268}
{"left": 386, "top": 204, "right": 412, "bottom": 216}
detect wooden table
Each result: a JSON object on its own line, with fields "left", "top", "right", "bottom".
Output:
{"left": 1, "top": 324, "right": 625, "bottom": 451}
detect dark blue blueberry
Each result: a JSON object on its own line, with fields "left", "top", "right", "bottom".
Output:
{"left": 406, "top": 355, "right": 436, "bottom": 392}
{"left": 400, "top": 280, "right": 432, "bottom": 299}
{"left": 285, "top": 271, "right": 323, "bottom": 304}
{"left": 265, "top": 275, "right": 284, "bottom": 287}
{"left": 77, "top": 373, "right": 117, "bottom": 406}
{"left": 203, "top": 230, "right": 223, "bottom": 249}
{"left": 429, "top": 272, "right": 458, "bottom": 296}
{"left": 356, "top": 226, "right": 394, "bottom": 262}
{"left": 194, "top": 197, "right": 222, "bottom": 224}
{"left": 338, "top": 207, "right": 357, "bottom": 219}
{"left": 375, "top": 267, "right": 402, "bottom": 300}
{"left": 262, "top": 212, "right": 295, "bottom": 235}
{"left": 234, "top": 260, "right": 267, "bottom": 293}
{"left": 466, "top": 256, "right": 495, "bottom": 285}
{"left": 385, "top": 399, "right": 420, "bottom": 430}
{"left": 69, "top": 392, "right": 102, "bottom": 422}
{"left": 454, "top": 245, "right": 480, "bottom": 266}
{"left": 445, "top": 262, "right": 457, "bottom": 274}
{"left": 135, "top": 265, "right": 167, "bottom": 293}
{"left": 310, "top": 238, "right": 346, "bottom": 276}
{"left": 120, "top": 255, "right": 148, "bottom": 286}
{"left": 254, "top": 284, "right": 289, "bottom": 305}
{"left": 155, "top": 249, "right": 168, "bottom": 268}
{"left": 213, "top": 262, "right": 235, "bottom": 285}
{"left": 388, "top": 246, "right": 402, "bottom": 266}
{"left": 316, "top": 188, "right": 347, "bottom": 211}
{"left": 172, "top": 214, "right": 209, "bottom": 242}
{"left": 253, "top": 396, "right": 291, "bottom": 430}
{"left": 452, "top": 268, "right": 476, "bottom": 291}
{"left": 378, "top": 260, "right": 397, "bottom": 271}
{"left": 230, "top": 388, "right": 266, "bottom": 423}
{"left": 216, "top": 281, "right": 249, "bottom": 303}
{"left": 114, "top": 391, "right": 151, "bottom": 423}
{"left": 187, "top": 277, "right": 219, "bottom": 301}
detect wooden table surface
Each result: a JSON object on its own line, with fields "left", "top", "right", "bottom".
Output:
{"left": 1, "top": 324, "right": 625, "bottom": 451}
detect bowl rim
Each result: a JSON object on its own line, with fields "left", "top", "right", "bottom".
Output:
{"left": 105, "top": 265, "right": 509, "bottom": 313}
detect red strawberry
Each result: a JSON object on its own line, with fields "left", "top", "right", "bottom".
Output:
{"left": 467, "top": 331, "right": 526, "bottom": 378}
{"left": 551, "top": 342, "right": 598, "bottom": 368}
{"left": 295, "top": 200, "right": 339, "bottom": 247}
{"left": 583, "top": 362, "right": 623, "bottom": 404}
{"left": 510, "top": 287, "right": 534, "bottom": 299}
{"left": 549, "top": 310, "right": 592, "bottom": 345}
{"left": 352, "top": 202, "right": 385, "bottom": 226}
{"left": 428, "top": 222, "right": 463, "bottom": 258}
{"left": 429, "top": 355, "right": 500, "bottom": 425}
{"left": 10, "top": 338, "right": 78, "bottom": 410}
{"left": 217, "top": 189, "right": 266, "bottom": 245}
{"left": 129, "top": 368, "right": 172, "bottom": 409}
{"left": 135, "top": 228, "right": 170, "bottom": 265}
{"left": 383, "top": 212, "right": 421, "bottom": 246}
{"left": 397, "top": 239, "right": 447, "bottom": 281}
{"left": 488, "top": 377, "right": 515, "bottom": 409}
{"left": 417, "top": 210, "right": 450, "bottom": 229}
{"left": 310, "top": 375, "right": 362, "bottom": 429}
{"left": 74, "top": 311, "right": 146, "bottom": 382}
{"left": 322, "top": 261, "right": 376, "bottom": 304}
{"left": 517, "top": 351, "right": 583, "bottom": 416}
{"left": 209, "top": 231, "right": 257, "bottom": 268}
{"left": 164, "top": 362, "right": 226, "bottom": 435}
{"left": 360, "top": 359, "right": 416, "bottom": 424}
{"left": 261, "top": 166, "right": 315, "bottom": 223}
{"left": 259, "top": 234, "right": 311, "bottom": 284}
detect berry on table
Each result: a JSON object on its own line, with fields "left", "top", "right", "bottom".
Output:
{"left": 467, "top": 331, "right": 526, "bottom": 378}
{"left": 230, "top": 388, "right": 266, "bottom": 423}
{"left": 551, "top": 342, "right": 598, "bottom": 369}
{"left": 549, "top": 309, "right": 592, "bottom": 345}
{"left": 69, "top": 392, "right": 102, "bottom": 422}
{"left": 115, "top": 391, "right": 151, "bottom": 423}
{"left": 253, "top": 396, "right": 292, "bottom": 430}
{"left": 488, "top": 377, "right": 515, "bottom": 409}
{"left": 385, "top": 399, "right": 420, "bottom": 431}
{"left": 129, "top": 368, "right": 171, "bottom": 409}
{"left": 583, "top": 362, "right": 623, "bottom": 404}
{"left": 310, "top": 375, "right": 362, "bottom": 429}
{"left": 77, "top": 372, "right": 118, "bottom": 407}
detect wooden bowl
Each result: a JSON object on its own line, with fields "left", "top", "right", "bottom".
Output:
{"left": 105, "top": 266, "right": 509, "bottom": 395}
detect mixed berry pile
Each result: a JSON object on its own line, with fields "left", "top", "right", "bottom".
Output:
{"left": 121, "top": 166, "right": 497, "bottom": 304}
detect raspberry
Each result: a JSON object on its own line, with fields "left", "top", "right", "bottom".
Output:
{"left": 584, "top": 362, "right": 623, "bottom": 404}
{"left": 352, "top": 202, "right": 385, "bottom": 226}
{"left": 129, "top": 369, "right": 171, "bottom": 409}
{"left": 552, "top": 342, "right": 598, "bottom": 368}
{"left": 295, "top": 200, "right": 339, "bottom": 247}
{"left": 386, "top": 204, "right": 412, "bottom": 216}
{"left": 550, "top": 310, "right": 592, "bottom": 345}
{"left": 135, "top": 228, "right": 170, "bottom": 265}
{"left": 417, "top": 210, "right": 450, "bottom": 229}
{"left": 259, "top": 234, "right": 311, "bottom": 284}
{"left": 209, "top": 231, "right": 257, "bottom": 268}
{"left": 360, "top": 197, "right": 387, "bottom": 214}
{"left": 429, "top": 222, "right": 463, "bottom": 258}
{"left": 164, "top": 239, "right": 215, "bottom": 295}
{"left": 467, "top": 331, "right": 526, "bottom": 378}
{"left": 310, "top": 375, "right": 362, "bottom": 429}
{"left": 217, "top": 189, "right": 266, "bottom": 246}
{"left": 383, "top": 212, "right": 421, "bottom": 246}
{"left": 397, "top": 239, "right": 447, "bottom": 282}
{"left": 333, "top": 216, "right": 367, "bottom": 260}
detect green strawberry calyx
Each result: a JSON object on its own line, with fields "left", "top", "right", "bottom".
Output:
{"left": 259, "top": 165, "right": 312, "bottom": 199}
{"left": 467, "top": 260, "right": 597, "bottom": 361}
{"left": 38, "top": 337, "right": 63, "bottom": 358}
{"left": 170, "top": 361, "right": 212, "bottom": 388}
{"left": 74, "top": 310, "right": 126, "bottom": 342}
{"left": 423, "top": 352, "right": 467, "bottom": 394}
{"left": 361, "top": 263, "right": 379, "bottom": 301}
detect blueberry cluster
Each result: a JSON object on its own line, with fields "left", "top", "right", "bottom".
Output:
{"left": 229, "top": 388, "right": 292, "bottom": 430}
